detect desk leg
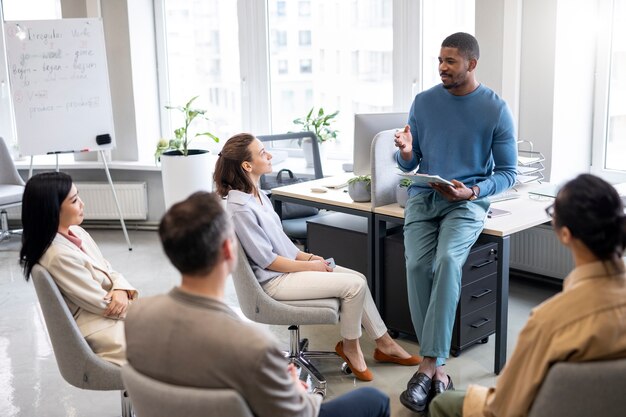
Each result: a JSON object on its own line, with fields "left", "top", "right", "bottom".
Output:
{"left": 272, "top": 198, "right": 283, "bottom": 218}
{"left": 366, "top": 214, "right": 375, "bottom": 300}
{"left": 494, "top": 235, "right": 510, "bottom": 374}
{"left": 373, "top": 215, "right": 389, "bottom": 310}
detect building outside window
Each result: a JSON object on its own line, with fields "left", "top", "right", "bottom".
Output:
{"left": 299, "top": 59, "right": 313, "bottom": 74}
{"left": 157, "top": 0, "right": 475, "bottom": 162}
{"left": 160, "top": 0, "right": 241, "bottom": 145}
{"left": 278, "top": 59, "right": 288, "bottom": 75}
{"left": 299, "top": 30, "right": 312, "bottom": 47}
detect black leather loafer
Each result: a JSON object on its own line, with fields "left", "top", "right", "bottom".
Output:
{"left": 432, "top": 374, "right": 454, "bottom": 397}
{"left": 399, "top": 372, "right": 432, "bottom": 413}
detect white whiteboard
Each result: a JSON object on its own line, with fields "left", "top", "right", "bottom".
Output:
{"left": 3, "top": 18, "right": 115, "bottom": 156}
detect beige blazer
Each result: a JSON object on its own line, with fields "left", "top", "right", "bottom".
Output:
{"left": 39, "top": 226, "right": 137, "bottom": 366}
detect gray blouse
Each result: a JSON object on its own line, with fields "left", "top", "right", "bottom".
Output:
{"left": 226, "top": 190, "right": 299, "bottom": 283}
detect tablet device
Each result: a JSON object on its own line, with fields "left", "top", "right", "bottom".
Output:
{"left": 397, "top": 172, "right": 454, "bottom": 187}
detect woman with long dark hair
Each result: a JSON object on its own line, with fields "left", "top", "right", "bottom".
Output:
{"left": 429, "top": 173, "right": 626, "bottom": 417}
{"left": 20, "top": 172, "right": 137, "bottom": 365}
{"left": 214, "top": 133, "right": 421, "bottom": 382}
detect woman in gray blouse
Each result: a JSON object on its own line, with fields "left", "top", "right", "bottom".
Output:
{"left": 214, "top": 133, "right": 421, "bottom": 381}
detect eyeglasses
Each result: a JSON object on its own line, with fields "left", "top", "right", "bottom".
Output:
{"left": 545, "top": 203, "right": 555, "bottom": 218}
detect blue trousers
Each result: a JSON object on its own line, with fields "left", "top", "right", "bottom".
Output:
{"left": 403, "top": 191, "right": 489, "bottom": 366}
{"left": 318, "top": 387, "right": 390, "bottom": 417}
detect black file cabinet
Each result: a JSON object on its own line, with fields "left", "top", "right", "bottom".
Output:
{"left": 383, "top": 231, "right": 498, "bottom": 356}
{"left": 307, "top": 213, "right": 370, "bottom": 277}
{"left": 307, "top": 212, "right": 401, "bottom": 285}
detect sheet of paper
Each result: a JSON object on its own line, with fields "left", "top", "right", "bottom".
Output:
{"left": 398, "top": 172, "right": 454, "bottom": 186}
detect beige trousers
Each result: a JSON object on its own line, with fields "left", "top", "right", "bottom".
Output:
{"left": 262, "top": 266, "right": 388, "bottom": 340}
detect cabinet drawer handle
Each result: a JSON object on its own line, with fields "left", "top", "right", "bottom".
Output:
{"left": 471, "top": 289, "right": 493, "bottom": 299}
{"left": 470, "top": 318, "right": 491, "bottom": 328}
{"left": 471, "top": 259, "right": 495, "bottom": 269}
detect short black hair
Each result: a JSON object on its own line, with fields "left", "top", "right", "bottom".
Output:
{"left": 442, "top": 32, "right": 480, "bottom": 61}
{"left": 159, "top": 192, "right": 233, "bottom": 276}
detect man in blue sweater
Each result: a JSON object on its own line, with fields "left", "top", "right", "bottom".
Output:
{"left": 395, "top": 32, "right": 517, "bottom": 413}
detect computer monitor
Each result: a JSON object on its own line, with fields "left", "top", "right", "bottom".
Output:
{"left": 353, "top": 112, "right": 409, "bottom": 176}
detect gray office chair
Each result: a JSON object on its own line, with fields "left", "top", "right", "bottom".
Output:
{"left": 30, "top": 264, "right": 133, "bottom": 417}
{"left": 370, "top": 129, "right": 399, "bottom": 208}
{"left": 257, "top": 132, "right": 327, "bottom": 250}
{"left": 121, "top": 363, "right": 254, "bottom": 417}
{"left": 528, "top": 359, "right": 626, "bottom": 417}
{"left": 0, "top": 137, "right": 25, "bottom": 242}
{"left": 231, "top": 241, "right": 343, "bottom": 396}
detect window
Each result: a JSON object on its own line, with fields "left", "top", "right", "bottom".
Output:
{"left": 1, "top": 0, "right": 60, "bottom": 20}
{"left": 421, "top": 0, "right": 475, "bottom": 90}
{"left": 604, "top": 0, "right": 626, "bottom": 172}
{"left": 160, "top": 0, "right": 241, "bottom": 145}
{"left": 299, "top": 30, "right": 312, "bottom": 47}
{"left": 155, "top": 0, "right": 475, "bottom": 165}
{"left": 276, "top": 1, "right": 286, "bottom": 17}
{"left": 592, "top": 0, "right": 626, "bottom": 180}
{"left": 299, "top": 1, "right": 311, "bottom": 17}
{"left": 278, "top": 59, "right": 288, "bottom": 75}
{"left": 273, "top": 30, "right": 287, "bottom": 48}
{"left": 267, "top": 0, "right": 396, "bottom": 160}
{"left": 299, "top": 59, "right": 313, "bottom": 74}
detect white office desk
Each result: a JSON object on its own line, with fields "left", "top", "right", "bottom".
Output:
{"left": 374, "top": 183, "right": 553, "bottom": 374}
{"left": 270, "top": 173, "right": 370, "bottom": 212}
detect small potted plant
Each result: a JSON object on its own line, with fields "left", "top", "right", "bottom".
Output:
{"left": 396, "top": 178, "right": 412, "bottom": 208}
{"left": 293, "top": 107, "right": 339, "bottom": 167}
{"left": 157, "top": 96, "right": 220, "bottom": 208}
{"left": 347, "top": 175, "right": 372, "bottom": 202}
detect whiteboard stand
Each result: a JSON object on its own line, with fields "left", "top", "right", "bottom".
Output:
{"left": 99, "top": 150, "right": 132, "bottom": 251}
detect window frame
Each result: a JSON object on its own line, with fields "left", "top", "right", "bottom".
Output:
{"left": 591, "top": 0, "right": 626, "bottom": 183}
{"left": 153, "top": 0, "right": 426, "bottom": 146}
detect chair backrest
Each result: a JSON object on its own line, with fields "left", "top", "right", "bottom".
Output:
{"left": 30, "top": 264, "right": 123, "bottom": 390}
{"left": 121, "top": 364, "right": 254, "bottom": 417}
{"left": 370, "top": 129, "right": 399, "bottom": 208}
{"left": 231, "top": 241, "right": 340, "bottom": 326}
{"left": 528, "top": 359, "right": 626, "bottom": 417}
{"left": 0, "top": 137, "right": 25, "bottom": 187}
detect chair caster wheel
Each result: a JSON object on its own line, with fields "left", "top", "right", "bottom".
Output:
{"left": 388, "top": 330, "right": 399, "bottom": 339}
{"left": 313, "top": 387, "right": 326, "bottom": 397}
{"left": 480, "top": 337, "right": 489, "bottom": 344}
{"left": 341, "top": 362, "right": 352, "bottom": 375}
{"left": 450, "top": 349, "right": 460, "bottom": 357}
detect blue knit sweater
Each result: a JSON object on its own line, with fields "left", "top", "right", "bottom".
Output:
{"left": 395, "top": 84, "right": 518, "bottom": 198}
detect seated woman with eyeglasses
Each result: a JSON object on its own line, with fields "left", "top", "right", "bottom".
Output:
{"left": 20, "top": 172, "right": 137, "bottom": 366}
{"left": 429, "top": 173, "right": 626, "bottom": 417}
{"left": 214, "top": 133, "right": 421, "bottom": 381}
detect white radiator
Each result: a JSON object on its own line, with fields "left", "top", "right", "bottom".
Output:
{"left": 510, "top": 224, "right": 574, "bottom": 280}
{"left": 5, "top": 182, "right": 149, "bottom": 221}
{"left": 76, "top": 182, "right": 148, "bottom": 220}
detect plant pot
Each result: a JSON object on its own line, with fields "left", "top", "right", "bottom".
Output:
{"left": 302, "top": 138, "right": 325, "bottom": 168}
{"left": 348, "top": 181, "right": 371, "bottom": 202}
{"left": 161, "top": 149, "right": 214, "bottom": 209}
{"left": 396, "top": 185, "right": 410, "bottom": 208}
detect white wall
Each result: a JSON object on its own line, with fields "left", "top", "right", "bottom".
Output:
{"left": 475, "top": 0, "right": 523, "bottom": 126}
{"left": 518, "top": 0, "right": 596, "bottom": 184}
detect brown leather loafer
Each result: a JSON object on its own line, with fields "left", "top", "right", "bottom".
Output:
{"left": 335, "top": 341, "right": 374, "bottom": 381}
{"left": 373, "top": 348, "right": 422, "bottom": 366}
